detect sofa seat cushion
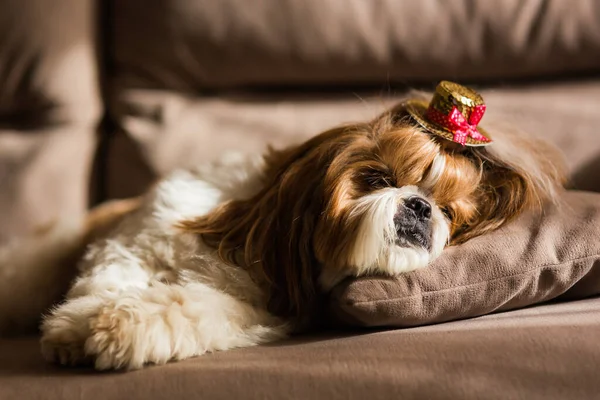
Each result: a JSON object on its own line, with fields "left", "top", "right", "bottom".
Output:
{"left": 1, "top": 298, "right": 600, "bottom": 400}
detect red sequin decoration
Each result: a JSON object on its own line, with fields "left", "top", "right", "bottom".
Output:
{"left": 425, "top": 104, "right": 489, "bottom": 146}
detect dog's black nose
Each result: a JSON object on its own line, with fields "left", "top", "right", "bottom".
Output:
{"left": 405, "top": 197, "right": 431, "bottom": 220}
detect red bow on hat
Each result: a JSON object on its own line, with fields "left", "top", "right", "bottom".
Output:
{"left": 425, "top": 104, "right": 489, "bottom": 146}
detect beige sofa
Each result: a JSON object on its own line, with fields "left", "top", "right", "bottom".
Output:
{"left": 1, "top": 1, "right": 600, "bottom": 398}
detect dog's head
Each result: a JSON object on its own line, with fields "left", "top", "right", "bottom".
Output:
{"left": 181, "top": 101, "right": 565, "bottom": 323}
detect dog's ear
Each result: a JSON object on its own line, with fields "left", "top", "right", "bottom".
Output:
{"left": 453, "top": 125, "right": 567, "bottom": 243}
{"left": 179, "top": 131, "right": 347, "bottom": 325}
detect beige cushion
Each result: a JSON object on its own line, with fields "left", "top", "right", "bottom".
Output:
{"left": 105, "top": 81, "right": 600, "bottom": 199}
{"left": 3, "top": 299, "right": 600, "bottom": 399}
{"left": 329, "top": 191, "right": 600, "bottom": 327}
{"left": 0, "top": 0, "right": 100, "bottom": 243}
{"left": 0, "top": 0, "right": 100, "bottom": 126}
{"left": 0, "top": 127, "right": 96, "bottom": 244}
{"left": 111, "top": 0, "right": 600, "bottom": 90}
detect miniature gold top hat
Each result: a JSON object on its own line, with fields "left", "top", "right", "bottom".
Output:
{"left": 406, "top": 81, "right": 492, "bottom": 146}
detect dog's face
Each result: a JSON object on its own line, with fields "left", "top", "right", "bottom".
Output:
{"left": 183, "top": 102, "right": 565, "bottom": 322}
{"left": 310, "top": 124, "right": 462, "bottom": 290}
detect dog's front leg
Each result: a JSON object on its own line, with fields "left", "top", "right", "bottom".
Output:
{"left": 79, "top": 282, "right": 286, "bottom": 370}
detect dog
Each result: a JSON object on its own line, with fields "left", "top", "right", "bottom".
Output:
{"left": 1, "top": 82, "right": 565, "bottom": 370}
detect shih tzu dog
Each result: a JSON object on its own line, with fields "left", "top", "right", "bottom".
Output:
{"left": 7, "top": 82, "right": 565, "bottom": 370}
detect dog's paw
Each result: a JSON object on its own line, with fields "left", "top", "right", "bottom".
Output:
{"left": 40, "top": 295, "right": 107, "bottom": 367}
{"left": 41, "top": 338, "right": 90, "bottom": 367}
{"left": 85, "top": 306, "right": 136, "bottom": 370}
{"left": 40, "top": 319, "right": 91, "bottom": 367}
{"left": 85, "top": 302, "right": 173, "bottom": 370}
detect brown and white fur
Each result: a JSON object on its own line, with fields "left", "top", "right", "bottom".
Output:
{"left": 0, "top": 101, "right": 565, "bottom": 370}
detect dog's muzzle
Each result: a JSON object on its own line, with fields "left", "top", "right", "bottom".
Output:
{"left": 394, "top": 196, "right": 432, "bottom": 250}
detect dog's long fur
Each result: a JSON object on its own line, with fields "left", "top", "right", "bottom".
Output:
{"left": 0, "top": 101, "right": 565, "bottom": 370}
{"left": 182, "top": 103, "right": 565, "bottom": 322}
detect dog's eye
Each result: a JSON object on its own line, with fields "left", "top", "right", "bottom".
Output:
{"left": 441, "top": 206, "right": 454, "bottom": 221}
{"left": 362, "top": 169, "right": 394, "bottom": 189}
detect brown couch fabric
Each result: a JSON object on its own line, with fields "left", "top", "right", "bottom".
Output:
{"left": 0, "top": 127, "right": 96, "bottom": 244}
{"left": 111, "top": 0, "right": 600, "bottom": 91}
{"left": 104, "top": 80, "right": 600, "bottom": 199}
{"left": 0, "top": 0, "right": 100, "bottom": 126}
{"left": 2, "top": 298, "right": 600, "bottom": 400}
{"left": 2, "top": 1, "right": 600, "bottom": 398}
{"left": 0, "top": 0, "right": 100, "bottom": 244}
{"left": 329, "top": 191, "right": 600, "bottom": 327}
{"left": 108, "top": 0, "right": 600, "bottom": 200}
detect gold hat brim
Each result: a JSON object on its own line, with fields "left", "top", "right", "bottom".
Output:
{"left": 405, "top": 99, "right": 492, "bottom": 147}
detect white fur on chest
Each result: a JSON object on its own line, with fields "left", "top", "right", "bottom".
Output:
{"left": 71, "top": 154, "right": 267, "bottom": 301}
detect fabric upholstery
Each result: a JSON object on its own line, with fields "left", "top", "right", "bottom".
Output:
{"left": 110, "top": 0, "right": 600, "bottom": 91}
{"left": 329, "top": 191, "right": 600, "bottom": 327}
{"left": 0, "top": 0, "right": 100, "bottom": 243}
{"left": 104, "top": 81, "right": 600, "bottom": 199}
{"left": 1, "top": 298, "right": 600, "bottom": 400}
{"left": 0, "top": 127, "right": 96, "bottom": 244}
{"left": 106, "top": 0, "right": 600, "bottom": 198}
{"left": 1, "top": 1, "right": 600, "bottom": 398}
{"left": 0, "top": 0, "right": 100, "bottom": 126}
